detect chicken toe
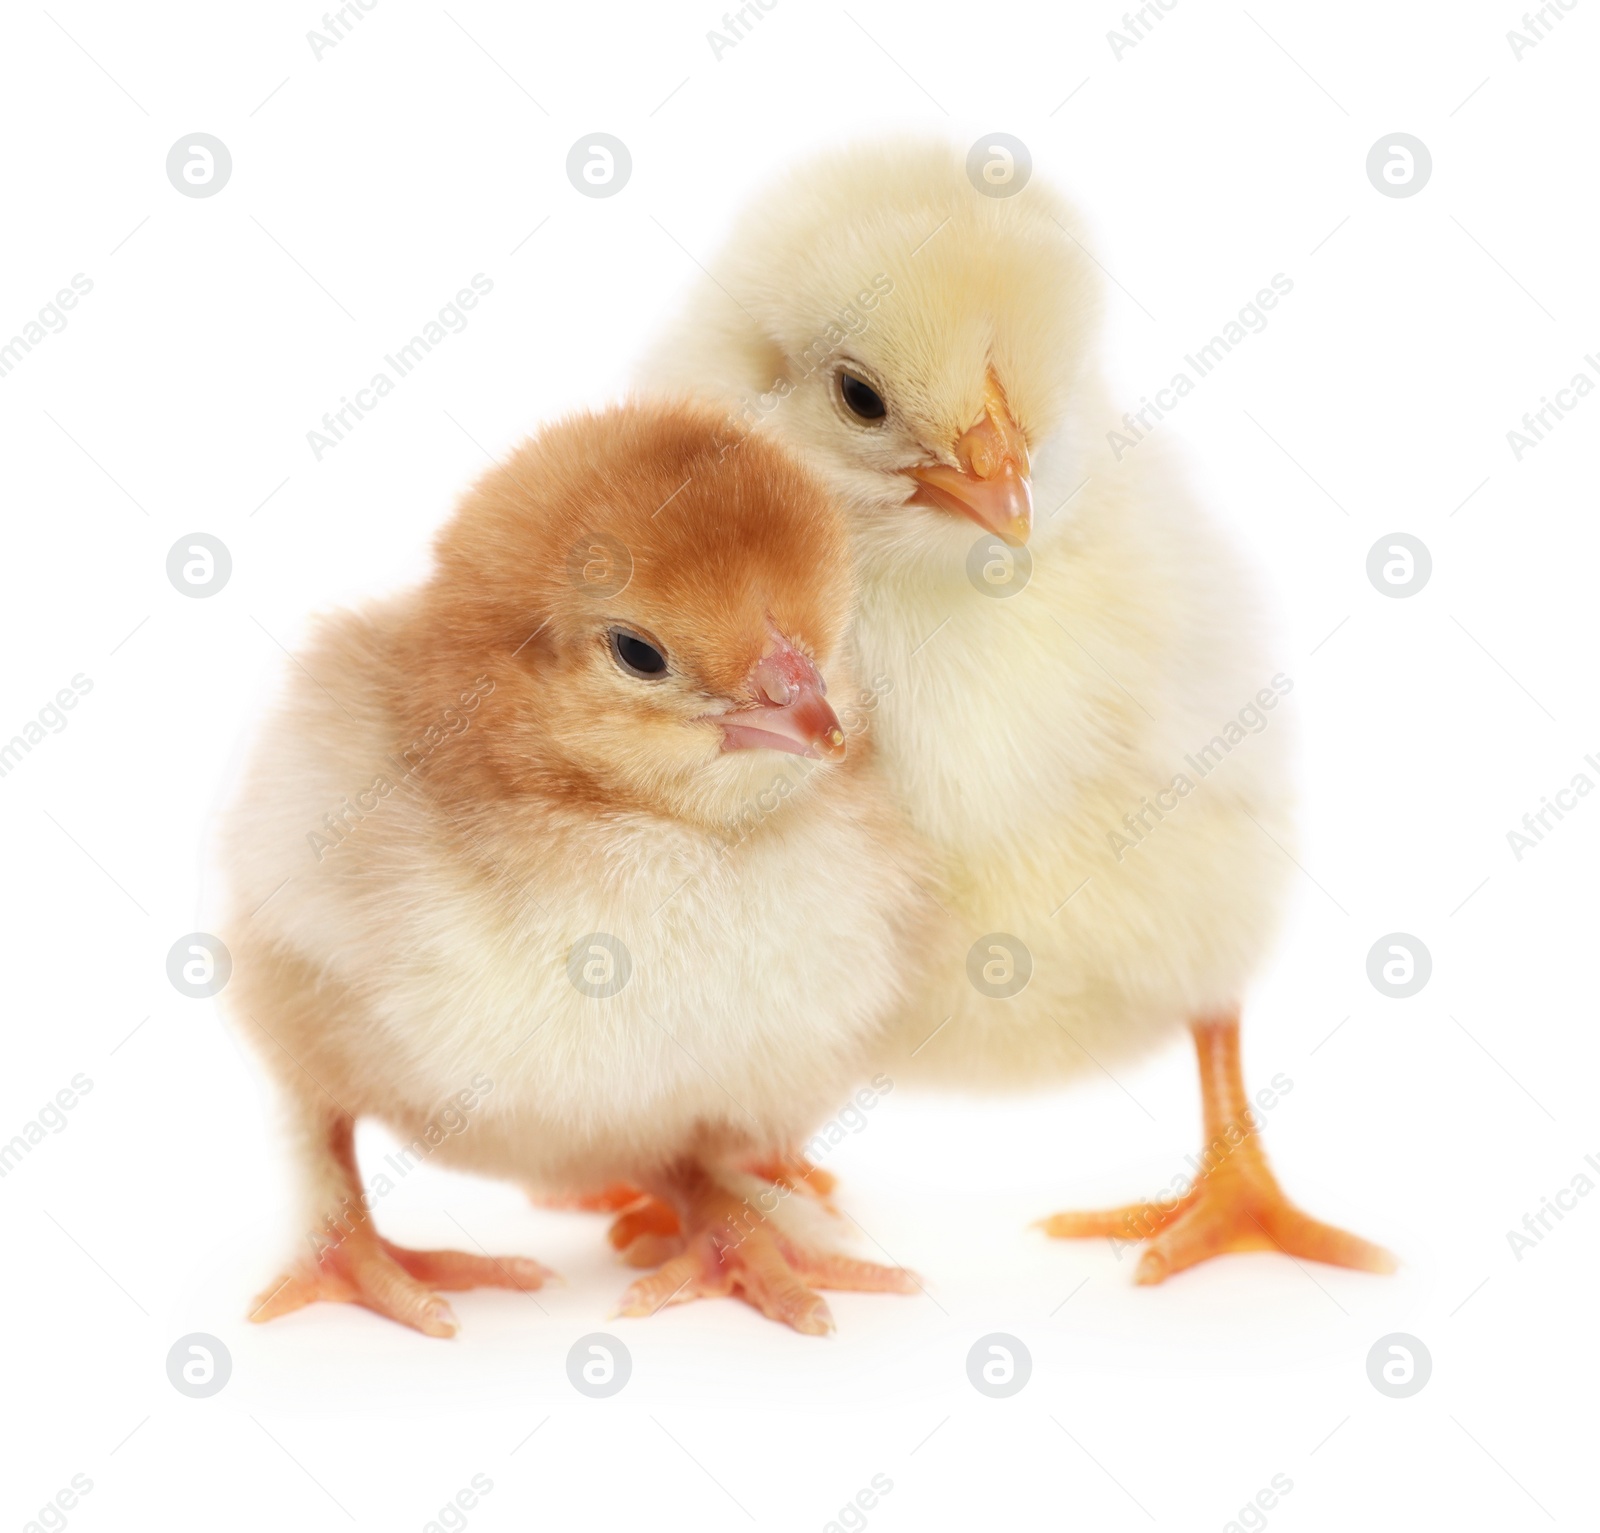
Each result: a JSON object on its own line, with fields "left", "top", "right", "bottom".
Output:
{"left": 249, "top": 1108, "right": 553, "bottom": 1337}
{"left": 601, "top": 1153, "right": 837, "bottom": 1263}
{"left": 614, "top": 1164, "right": 917, "bottom": 1334}
{"left": 1041, "top": 1013, "right": 1396, "bottom": 1282}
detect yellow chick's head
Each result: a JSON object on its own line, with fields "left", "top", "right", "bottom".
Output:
{"left": 644, "top": 138, "right": 1103, "bottom": 576}
{"left": 397, "top": 401, "right": 855, "bottom": 831}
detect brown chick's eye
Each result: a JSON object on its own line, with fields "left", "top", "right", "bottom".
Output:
{"left": 609, "top": 628, "right": 668, "bottom": 679}
{"left": 840, "top": 370, "right": 887, "bottom": 422}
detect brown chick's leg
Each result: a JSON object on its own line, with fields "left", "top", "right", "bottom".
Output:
{"left": 602, "top": 1151, "right": 836, "bottom": 1263}
{"left": 615, "top": 1163, "right": 918, "bottom": 1335}
{"left": 746, "top": 1152, "right": 838, "bottom": 1202}
{"left": 530, "top": 1182, "right": 649, "bottom": 1213}
{"left": 249, "top": 1112, "right": 553, "bottom": 1337}
{"left": 609, "top": 1196, "right": 687, "bottom": 1269}
{"left": 1038, "top": 1013, "right": 1397, "bottom": 1284}
{"left": 528, "top": 1180, "right": 683, "bottom": 1262}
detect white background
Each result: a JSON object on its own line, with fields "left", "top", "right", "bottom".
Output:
{"left": 2, "top": 2, "right": 1596, "bottom": 1529}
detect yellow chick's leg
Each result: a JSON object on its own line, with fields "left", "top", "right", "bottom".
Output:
{"left": 249, "top": 1107, "right": 554, "bottom": 1338}
{"left": 614, "top": 1160, "right": 919, "bottom": 1336}
{"left": 1038, "top": 1012, "right": 1397, "bottom": 1284}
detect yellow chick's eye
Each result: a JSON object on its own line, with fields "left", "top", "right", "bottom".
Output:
{"left": 839, "top": 370, "right": 887, "bottom": 422}
{"left": 608, "top": 627, "right": 669, "bottom": 679}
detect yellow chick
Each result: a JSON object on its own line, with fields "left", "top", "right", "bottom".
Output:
{"left": 222, "top": 401, "right": 930, "bottom": 1336}
{"left": 641, "top": 141, "right": 1394, "bottom": 1284}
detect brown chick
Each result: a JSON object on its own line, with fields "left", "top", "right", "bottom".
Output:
{"left": 222, "top": 401, "right": 934, "bottom": 1337}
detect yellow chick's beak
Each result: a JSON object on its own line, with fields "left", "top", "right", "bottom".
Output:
{"left": 905, "top": 371, "right": 1033, "bottom": 547}
{"left": 716, "top": 642, "right": 847, "bottom": 762}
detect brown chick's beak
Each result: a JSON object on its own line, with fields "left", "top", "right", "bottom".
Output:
{"left": 907, "top": 371, "right": 1033, "bottom": 547}
{"left": 717, "top": 645, "right": 847, "bottom": 761}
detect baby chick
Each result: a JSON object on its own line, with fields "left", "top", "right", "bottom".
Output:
{"left": 641, "top": 142, "right": 1394, "bottom": 1284}
{"left": 222, "top": 401, "right": 930, "bottom": 1335}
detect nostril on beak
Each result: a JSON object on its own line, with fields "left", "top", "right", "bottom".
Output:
{"left": 718, "top": 641, "right": 846, "bottom": 761}
{"left": 752, "top": 657, "right": 797, "bottom": 708}
{"left": 964, "top": 431, "right": 1000, "bottom": 480}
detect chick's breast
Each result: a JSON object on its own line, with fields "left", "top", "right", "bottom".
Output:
{"left": 850, "top": 431, "right": 1296, "bottom": 1086}
{"left": 223, "top": 601, "right": 930, "bottom": 1191}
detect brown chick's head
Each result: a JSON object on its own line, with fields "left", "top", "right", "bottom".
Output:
{"left": 400, "top": 401, "right": 854, "bottom": 827}
{"left": 647, "top": 138, "right": 1101, "bottom": 565}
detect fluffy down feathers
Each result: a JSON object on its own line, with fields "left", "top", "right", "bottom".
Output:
{"left": 221, "top": 401, "right": 934, "bottom": 1215}
{"left": 642, "top": 141, "right": 1295, "bottom": 1085}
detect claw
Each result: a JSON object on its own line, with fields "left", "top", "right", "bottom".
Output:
{"left": 615, "top": 1166, "right": 916, "bottom": 1335}
{"left": 1041, "top": 1012, "right": 1395, "bottom": 1284}
{"left": 250, "top": 1233, "right": 554, "bottom": 1338}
